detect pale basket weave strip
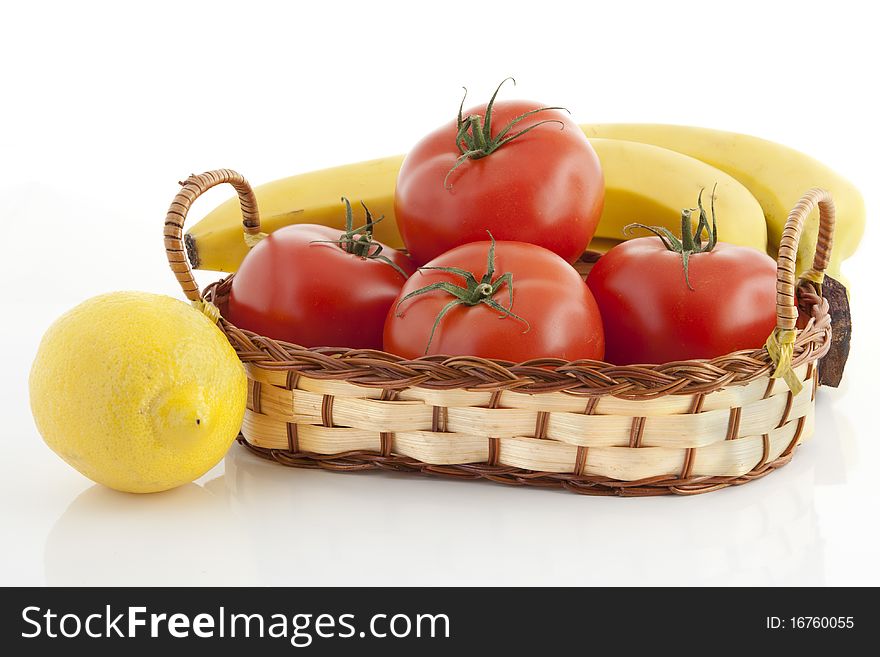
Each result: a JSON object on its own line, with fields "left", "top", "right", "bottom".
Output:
{"left": 246, "top": 369, "right": 810, "bottom": 449}
{"left": 242, "top": 409, "right": 812, "bottom": 481}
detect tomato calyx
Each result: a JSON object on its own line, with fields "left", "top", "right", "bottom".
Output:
{"left": 444, "top": 78, "right": 569, "bottom": 189}
{"left": 311, "top": 197, "right": 410, "bottom": 279}
{"left": 625, "top": 186, "right": 719, "bottom": 290}
{"left": 395, "top": 232, "right": 531, "bottom": 354}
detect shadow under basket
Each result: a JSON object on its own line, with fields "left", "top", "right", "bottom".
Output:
{"left": 165, "top": 170, "right": 835, "bottom": 496}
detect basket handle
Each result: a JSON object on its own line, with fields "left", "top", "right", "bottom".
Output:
{"left": 766, "top": 188, "right": 835, "bottom": 395}
{"left": 775, "top": 187, "right": 835, "bottom": 331}
{"left": 164, "top": 169, "right": 262, "bottom": 302}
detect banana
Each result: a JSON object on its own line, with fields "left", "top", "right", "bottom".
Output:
{"left": 186, "top": 139, "right": 766, "bottom": 272}
{"left": 581, "top": 124, "right": 865, "bottom": 281}
{"left": 185, "top": 156, "right": 406, "bottom": 273}
{"left": 586, "top": 237, "right": 623, "bottom": 254}
{"left": 589, "top": 138, "right": 766, "bottom": 250}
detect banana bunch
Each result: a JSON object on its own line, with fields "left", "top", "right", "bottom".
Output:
{"left": 582, "top": 124, "right": 864, "bottom": 284}
{"left": 185, "top": 126, "right": 863, "bottom": 286}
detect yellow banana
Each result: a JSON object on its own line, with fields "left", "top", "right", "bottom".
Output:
{"left": 586, "top": 237, "right": 623, "bottom": 254}
{"left": 186, "top": 139, "right": 766, "bottom": 272}
{"left": 185, "top": 157, "right": 406, "bottom": 273}
{"left": 582, "top": 124, "right": 864, "bottom": 281}
{"left": 589, "top": 138, "right": 766, "bottom": 250}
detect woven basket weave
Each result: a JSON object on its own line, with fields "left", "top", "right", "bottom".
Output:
{"left": 165, "top": 170, "right": 834, "bottom": 496}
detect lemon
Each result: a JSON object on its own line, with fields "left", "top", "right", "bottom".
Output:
{"left": 29, "top": 291, "right": 247, "bottom": 493}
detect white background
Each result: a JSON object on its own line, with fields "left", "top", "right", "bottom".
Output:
{"left": 2, "top": 0, "right": 878, "bottom": 585}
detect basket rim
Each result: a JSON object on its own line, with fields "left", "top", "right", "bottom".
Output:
{"left": 203, "top": 263, "right": 832, "bottom": 400}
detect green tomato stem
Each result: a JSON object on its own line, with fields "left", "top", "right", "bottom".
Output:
{"left": 309, "top": 198, "right": 409, "bottom": 279}
{"left": 396, "top": 232, "right": 530, "bottom": 354}
{"left": 625, "top": 185, "right": 720, "bottom": 291}
{"left": 443, "top": 78, "right": 569, "bottom": 190}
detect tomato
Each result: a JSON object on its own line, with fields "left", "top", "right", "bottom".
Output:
{"left": 226, "top": 201, "right": 415, "bottom": 349}
{"left": 383, "top": 237, "right": 604, "bottom": 362}
{"left": 586, "top": 195, "right": 777, "bottom": 365}
{"left": 394, "top": 80, "right": 604, "bottom": 265}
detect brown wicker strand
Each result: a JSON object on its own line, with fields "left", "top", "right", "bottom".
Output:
{"left": 755, "top": 434, "right": 771, "bottom": 471}
{"left": 575, "top": 446, "right": 589, "bottom": 476}
{"left": 777, "top": 391, "right": 794, "bottom": 429}
{"left": 250, "top": 380, "right": 262, "bottom": 414}
{"left": 680, "top": 448, "right": 696, "bottom": 479}
{"left": 689, "top": 393, "right": 705, "bottom": 414}
{"left": 286, "top": 423, "right": 299, "bottom": 453}
{"left": 628, "top": 416, "right": 646, "bottom": 448}
{"left": 321, "top": 395, "right": 335, "bottom": 428}
{"left": 725, "top": 407, "right": 742, "bottom": 440}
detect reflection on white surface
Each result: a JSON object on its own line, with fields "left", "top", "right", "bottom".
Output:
{"left": 43, "top": 390, "right": 850, "bottom": 586}
{"left": 812, "top": 388, "right": 855, "bottom": 485}
{"left": 216, "top": 442, "right": 824, "bottom": 586}
{"left": 45, "top": 483, "right": 257, "bottom": 586}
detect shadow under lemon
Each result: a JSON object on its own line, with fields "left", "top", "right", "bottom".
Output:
{"left": 44, "top": 481, "right": 256, "bottom": 586}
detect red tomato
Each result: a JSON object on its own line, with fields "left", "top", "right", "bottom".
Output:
{"left": 394, "top": 81, "right": 604, "bottom": 265}
{"left": 384, "top": 238, "right": 605, "bottom": 362}
{"left": 586, "top": 236, "right": 778, "bottom": 365}
{"left": 226, "top": 214, "right": 415, "bottom": 349}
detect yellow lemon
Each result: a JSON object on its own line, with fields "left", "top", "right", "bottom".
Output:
{"left": 29, "top": 291, "right": 247, "bottom": 493}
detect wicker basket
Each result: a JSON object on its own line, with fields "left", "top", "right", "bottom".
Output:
{"left": 164, "top": 170, "right": 834, "bottom": 496}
